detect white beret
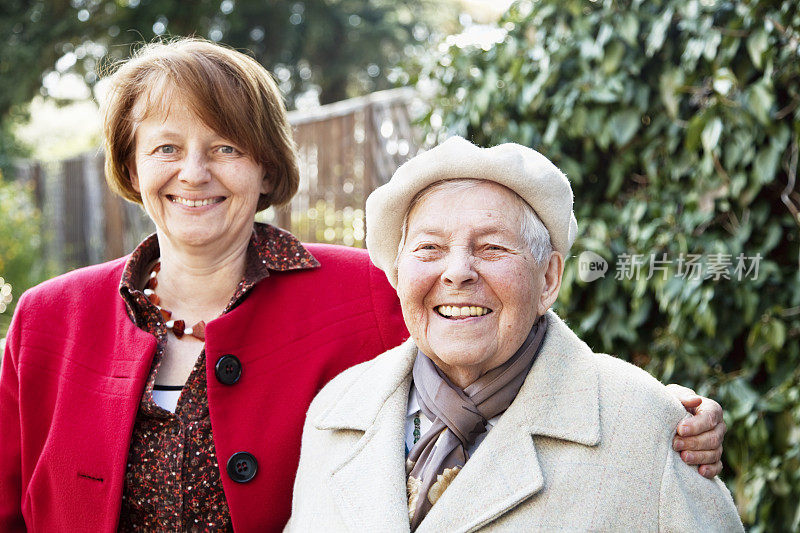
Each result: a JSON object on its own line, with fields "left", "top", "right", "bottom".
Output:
{"left": 365, "top": 136, "right": 577, "bottom": 287}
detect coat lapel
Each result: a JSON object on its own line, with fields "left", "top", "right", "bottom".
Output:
{"left": 417, "top": 311, "right": 601, "bottom": 532}
{"left": 314, "top": 340, "right": 418, "bottom": 532}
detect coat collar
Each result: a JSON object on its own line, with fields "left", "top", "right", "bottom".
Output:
{"left": 315, "top": 310, "right": 600, "bottom": 531}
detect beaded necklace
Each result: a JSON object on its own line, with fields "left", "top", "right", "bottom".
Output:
{"left": 413, "top": 414, "right": 421, "bottom": 444}
{"left": 143, "top": 261, "right": 206, "bottom": 341}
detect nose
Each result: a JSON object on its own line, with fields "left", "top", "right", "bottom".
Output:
{"left": 441, "top": 247, "right": 478, "bottom": 288}
{"left": 179, "top": 150, "right": 212, "bottom": 185}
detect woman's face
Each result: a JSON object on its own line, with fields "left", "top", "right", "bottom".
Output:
{"left": 127, "top": 94, "right": 268, "bottom": 253}
{"left": 396, "top": 181, "right": 547, "bottom": 388}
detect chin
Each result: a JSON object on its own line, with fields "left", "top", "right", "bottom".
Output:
{"left": 429, "top": 345, "right": 495, "bottom": 372}
{"left": 167, "top": 227, "right": 222, "bottom": 248}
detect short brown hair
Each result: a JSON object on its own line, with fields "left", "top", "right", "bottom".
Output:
{"left": 101, "top": 37, "right": 298, "bottom": 211}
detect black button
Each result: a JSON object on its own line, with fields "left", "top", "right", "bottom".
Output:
{"left": 215, "top": 354, "right": 242, "bottom": 385}
{"left": 226, "top": 451, "right": 258, "bottom": 483}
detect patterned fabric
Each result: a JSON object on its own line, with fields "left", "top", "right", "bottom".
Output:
{"left": 405, "top": 316, "right": 547, "bottom": 529}
{"left": 117, "top": 223, "right": 318, "bottom": 532}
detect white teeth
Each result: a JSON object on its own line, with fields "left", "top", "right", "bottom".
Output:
{"left": 437, "top": 305, "right": 490, "bottom": 317}
{"left": 171, "top": 196, "right": 221, "bottom": 207}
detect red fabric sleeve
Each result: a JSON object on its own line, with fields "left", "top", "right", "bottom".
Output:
{"left": 0, "top": 292, "right": 27, "bottom": 532}
{"left": 367, "top": 259, "right": 409, "bottom": 352}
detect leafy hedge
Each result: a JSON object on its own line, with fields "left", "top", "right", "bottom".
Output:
{"left": 412, "top": 0, "right": 800, "bottom": 530}
{"left": 0, "top": 174, "right": 53, "bottom": 338}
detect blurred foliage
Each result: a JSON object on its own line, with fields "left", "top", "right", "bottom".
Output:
{"left": 412, "top": 0, "right": 800, "bottom": 530}
{"left": 0, "top": 0, "right": 456, "bottom": 177}
{"left": 0, "top": 115, "right": 30, "bottom": 180}
{"left": 0, "top": 0, "right": 455, "bottom": 116}
{"left": 0, "top": 173, "right": 55, "bottom": 338}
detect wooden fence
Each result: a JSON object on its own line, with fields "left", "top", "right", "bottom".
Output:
{"left": 14, "top": 88, "right": 422, "bottom": 271}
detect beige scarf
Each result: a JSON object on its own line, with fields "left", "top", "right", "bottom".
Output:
{"left": 406, "top": 315, "right": 547, "bottom": 529}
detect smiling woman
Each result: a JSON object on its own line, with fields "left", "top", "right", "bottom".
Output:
{"left": 127, "top": 99, "right": 269, "bottom": 252}
{"left": 396, "top": 180, "right": 555, "bottom": 387}
{"left": 287, "top": 136, "right": 743, "bottom": 531}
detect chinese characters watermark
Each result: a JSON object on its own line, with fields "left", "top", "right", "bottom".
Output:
{"left": 577, "top": 252, "right": 762, "bottom": 283}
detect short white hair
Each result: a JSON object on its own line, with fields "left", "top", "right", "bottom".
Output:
{"left": 395, "top": 178, "right": 553, "bottom": 265}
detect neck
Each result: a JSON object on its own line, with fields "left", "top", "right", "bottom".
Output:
{"left": 154, "top": 232, "right": 251, "bottom": 323}
{"left": 441, "top": 365, "right": 483, "bottom": 390}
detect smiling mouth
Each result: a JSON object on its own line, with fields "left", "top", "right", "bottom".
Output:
{"left": 436, "top": 305, "right": 492, "bottom": 318}
{"left": 167, "top": 195, "right": 225, "bottom": 207}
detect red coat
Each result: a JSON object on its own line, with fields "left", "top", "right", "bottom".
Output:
{"left": 0, "top": 244, "right": 408, "bottom": 532}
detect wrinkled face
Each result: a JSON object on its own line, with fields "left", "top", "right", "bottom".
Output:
{"left": 127, "top": 92, "right": 268, "bottom": 252}
{"left": 396, "top": 181, "right": 547, "bottom": 386}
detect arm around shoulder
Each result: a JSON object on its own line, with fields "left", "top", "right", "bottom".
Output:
{"left": 658, "top": 431, "right": 743, "bottom": 532}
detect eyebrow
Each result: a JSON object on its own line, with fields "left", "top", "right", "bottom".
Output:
{"left": 409, "top": 223, "right": 515, "bottom": 239}
{"left": 141, "top": 128, "right": 183, "bottom": 140}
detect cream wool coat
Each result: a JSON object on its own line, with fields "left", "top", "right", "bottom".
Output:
{"left": 286, "top": 311, "right": 743, "bottom": 532}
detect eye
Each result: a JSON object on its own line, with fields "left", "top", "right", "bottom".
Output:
{"left": 409, "top": 242, "right": 441, "bottom": 258}
{"left": 218, "top": 145, "right": 238, "bottom": 154}
{"left": 156, "top": 145, "right": 175, "bottom": 154}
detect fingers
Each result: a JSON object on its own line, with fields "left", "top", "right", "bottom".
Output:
{"left": 695, "top": 397, "right": 724, "bottom": 426}
{"left": 679, "top": 396, "right": 702, "bottom": 413}
{"left": 667, "top": 387, "right": 726, "bottom": 477}
{"left": 665, "top": 383, "right": 701, "bottom": 413}
{"left": 698, "top": 462, "right": 723, "bottom": 479}
{"left": 678, "top": 448, "right": 722, "bottom": 465}
{"left": 673, "top": 421, "right": 725, "bottom": 454}
{"left": 676, "top": 398, "right": 723, "bottom": 437}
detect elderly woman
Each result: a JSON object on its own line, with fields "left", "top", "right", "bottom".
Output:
{"left": 288, "top": 137, "right": 743, "bottom": 531}
{"left": 0, "top": 39, "right": 724, "bottom": 532}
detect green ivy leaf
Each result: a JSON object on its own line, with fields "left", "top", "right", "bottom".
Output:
{"left": 646, "top": 7, "right": 674, "bottom": 57}
{"left": 659, "top": 69, "right": 682, "bottom": 119}
{"left": 701, "top": 117, "right": 723, "bottom": 153}
{"left": 713, "top": 67, "right": 737, "bottom": 97}
{"left": 618, "top": 13, "right": 640, "bottom": 46}
{"left": 747, "top": 29, "right": 769, "bottom": 69}
{"left": 609, "top": 109, "right": 640, "bottom": 147}
{"left": 747, "top": 82, "right": 774, "bottom": 125}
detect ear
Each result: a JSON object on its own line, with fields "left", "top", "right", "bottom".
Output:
{"left": 260, "top": 163, "right": 274, "bottom": 196}
{"left": 537, "top": 251, "right": 564, "bottom": 316}
{"left": 126, "top": 161, "right": 140, "bottom": 193}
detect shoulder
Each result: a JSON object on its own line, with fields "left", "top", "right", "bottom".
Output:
{"left": 298, "top": 243, "right": 403, "bottom": 338}
{"left": 4, "top": 257, "right": 132, "bottom": 368}
{"left": 306, "top": 339, "right": 414, "bottom": 424}
{"left": 290, "top": 243, "right": 390, "bottom": 292}
{"left": 306, "top": 358, "right": 376, "bottom": 419}
{"left": 303, "top": 243, "right": 370, "bottom": 269}
{"left": 592, "top": 351, "right": 684, "bottom": 424}
{"left": 546, "top": 311, "right": 684, "bottom": 424}
{"left": 17, "top": 257, "right": 128, "bottom": 314}
{"left": 302, "top": 243, "right": 393, "bottom": 289}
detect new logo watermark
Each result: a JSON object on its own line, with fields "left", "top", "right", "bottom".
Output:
{"left": 578, "top": 251, "right": 609, "bottom": 282}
